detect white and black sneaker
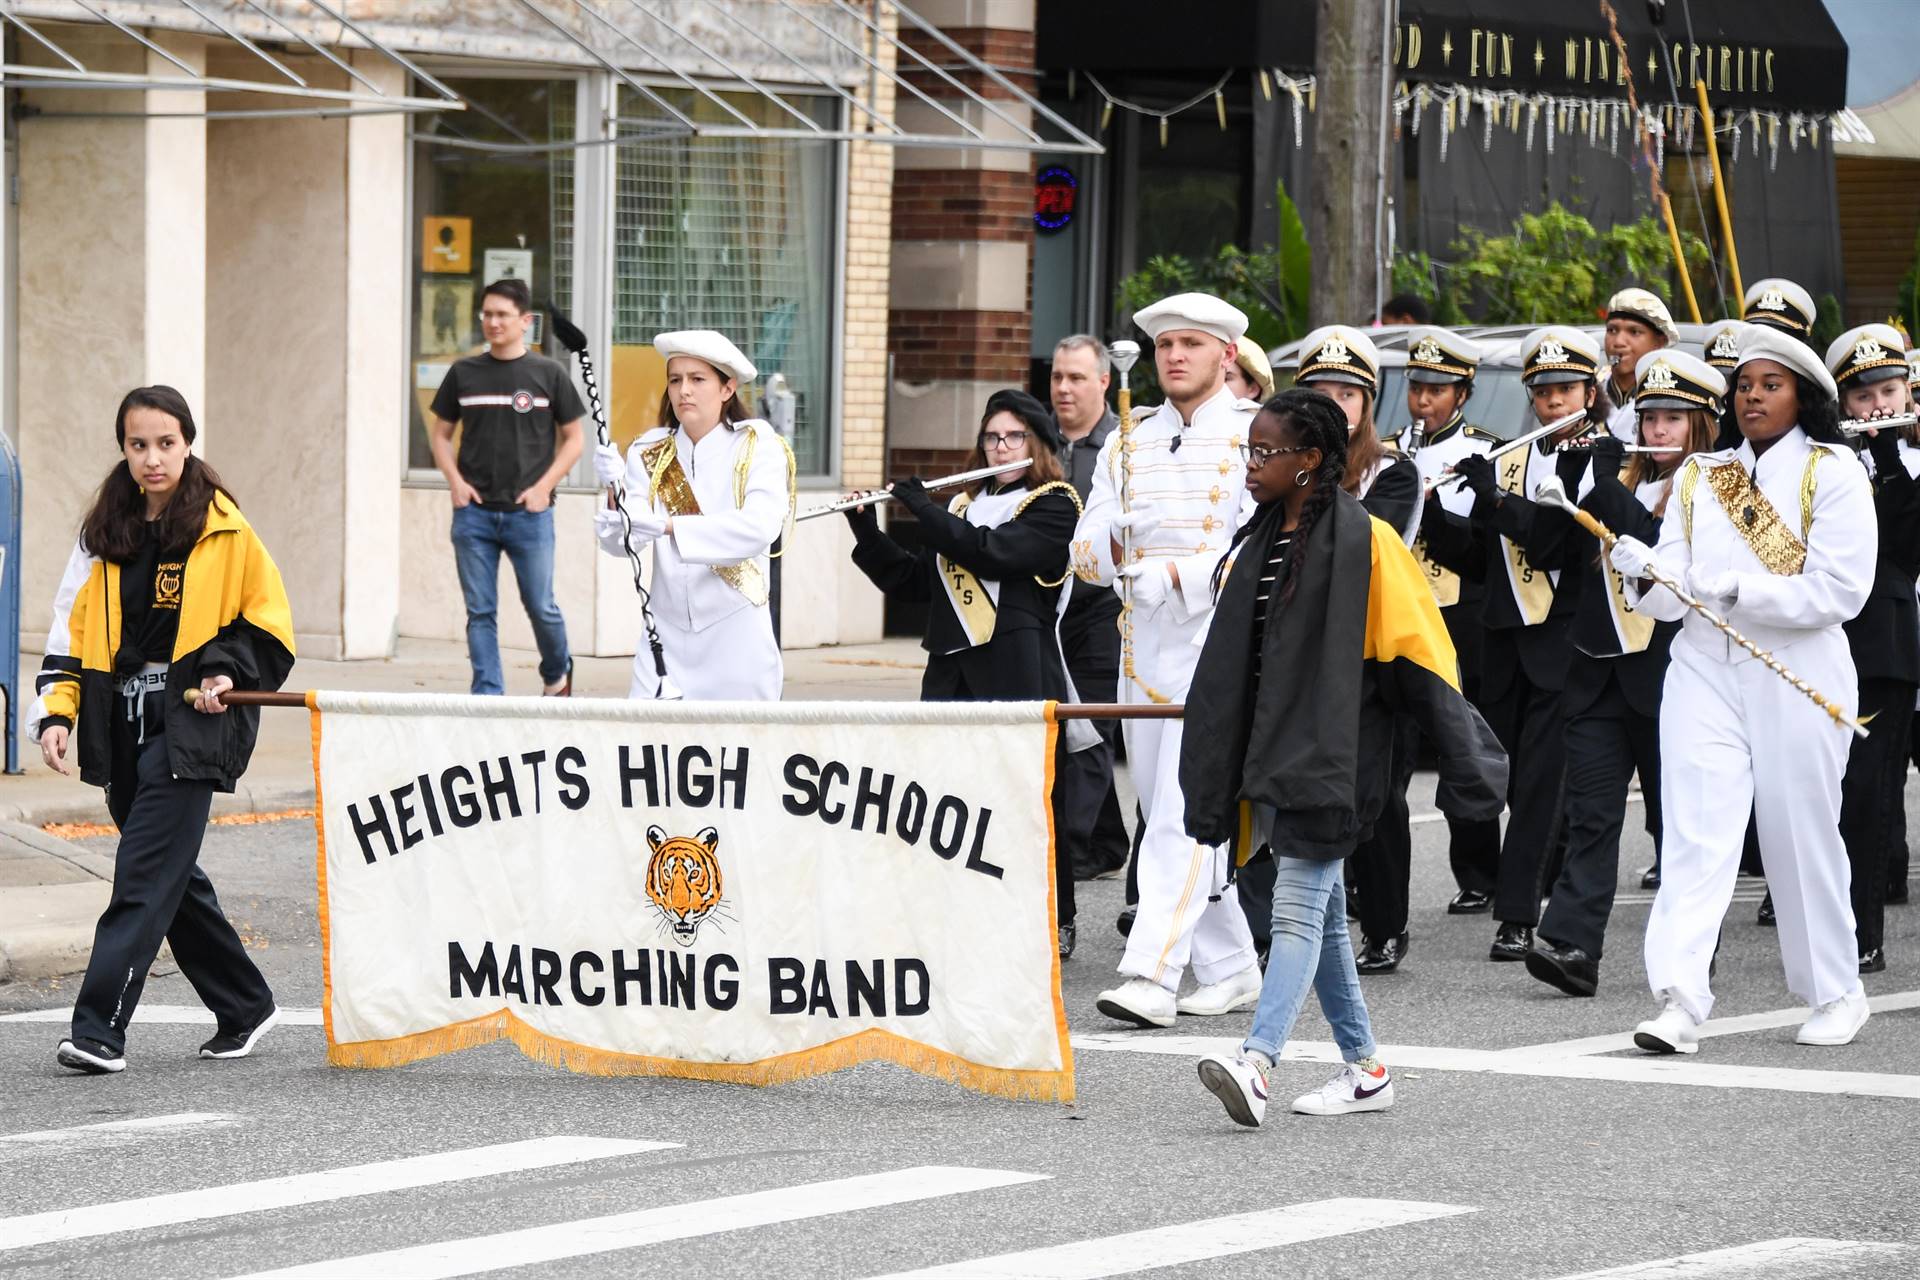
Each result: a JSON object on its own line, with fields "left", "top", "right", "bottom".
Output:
{"left": 1292, "top": 1058, "right": 1395, "bottom": 1115}
{"left": 200, "top": 1006, "right": 281, "bottom": 1060}
{"left": 56, "top": 1037, "right": 126, "bottom": 1074}
{"left": 1197, "top": 1051, "right": 1269, "bottom": 1128}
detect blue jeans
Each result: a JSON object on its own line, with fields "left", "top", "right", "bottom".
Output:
{"left": 1242, "top": 856, "right": 1378, "bottom": 1064}
{"left": 450, "top": 504, "right": 571, "bottom": 695}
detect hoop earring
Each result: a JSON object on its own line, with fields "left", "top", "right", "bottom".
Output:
{"left": 1294, "top": 468, "right": 1311, "bottom": 486}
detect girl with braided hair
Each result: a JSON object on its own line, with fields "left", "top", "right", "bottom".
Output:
{"left": 1183, "top": 390, "right": 1507, "bottom": 1127}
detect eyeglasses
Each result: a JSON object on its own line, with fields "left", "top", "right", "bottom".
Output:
{"left": 979, "top": 431, "right": 1030, "bottom": 450}
{"left": 1237, "top": 442, "right": 1311, "bottom": 468}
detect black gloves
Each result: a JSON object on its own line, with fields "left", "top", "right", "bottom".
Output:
{"left": 1452, "top": 453, "right": 1498, "bottom": 498}
{"left": 1588, "top": 434, "right": 1626, "bottom": 482}
{"left": 889, "top": 475, "right": 933, "bottom": 512}
{"left": 842, "top": 499, "right": 879, "bottom": 537}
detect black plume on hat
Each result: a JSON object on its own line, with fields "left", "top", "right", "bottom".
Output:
{"left": 982, "top": 388, "right": 1063, "bottom": 453}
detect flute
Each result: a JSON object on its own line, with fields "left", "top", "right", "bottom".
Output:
{"left": 1555, "top": 442, "right": 1680, "bottom": 454}
{"left": 1533, "top": 476, "right": 1869, "bottom": 740}
{"left": 797, "top": 459, "right": 1034, "bottom": 521}
{"left": 1839, "top": 413, "right": 1919, "bottom": 437}
{"left": 1435, "top": 409, "right": 1591, "bottom": 489}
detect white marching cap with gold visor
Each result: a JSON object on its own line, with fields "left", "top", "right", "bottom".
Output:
{"left": 1634, "top": 349, "right": 1726, "bottom": 413}
{"left": 1296, "top": 324, "right": 1381, "bottom": 393}
{"left": 1736, "top": 323, "right": 1838, "bottom": 402}
{"left": 1824, "top": 323, "right": 1909, "bottom": 389}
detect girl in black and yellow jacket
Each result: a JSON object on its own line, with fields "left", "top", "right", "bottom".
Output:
{"left": 37, "top": 386, "right": 295, "bottom": 1075}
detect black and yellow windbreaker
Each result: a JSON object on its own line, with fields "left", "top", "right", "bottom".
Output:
{"left": 39, "top": 496, "right": 295, "bottom": 791}
{"left": 1182, "top": 488, "right": 1508, "bottom": 860}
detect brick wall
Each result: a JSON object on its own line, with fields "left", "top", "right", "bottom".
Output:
{"left": 838, "top": 11, "right": 898, "bottom": 491}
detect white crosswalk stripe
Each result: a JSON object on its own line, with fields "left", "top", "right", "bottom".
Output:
{"left": 1540, "top": 1236, "right": 1905, "bottom": 1278}
{"left": 863, "top": 1197, "right": 1478, "bottom": 1279}
{"left": 0, "top": 1005, "right": 324, "bottom": 1025}
{"left": 226, "top": 1165, "right": 1051, "bottom": 1280}
{"left": 0, "top": 1136, "right": 673, "bottom": 1253}
{"left": 1, "top": 1113, "right": 237, "bottom": 1145}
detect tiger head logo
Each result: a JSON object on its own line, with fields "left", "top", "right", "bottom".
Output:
{"left": 645, "top": 826, "right": 727, "bottom": 947}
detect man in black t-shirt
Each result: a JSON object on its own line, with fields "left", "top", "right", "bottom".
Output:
{"left": 429, "top": 278, "right": 586, "bottom": 695}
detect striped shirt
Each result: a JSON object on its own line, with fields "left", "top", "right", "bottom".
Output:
{"left": 1251, "top": 530, "right": 1294, "bottom": 680}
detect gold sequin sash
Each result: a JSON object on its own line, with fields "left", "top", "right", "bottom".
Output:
{"left": 642, "top": 435, "right": 768, "bottom": 606}
{"left": 1703, "top": 458, "right": 1809, "bottom": 576}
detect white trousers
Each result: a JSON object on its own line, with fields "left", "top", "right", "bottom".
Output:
{"left": 1117, "top": 610, "right": 1255, "bottom": 992}
{"left": 630, "top": 605, "right": 782, "bottom": 701}
{"left": 1647, "top": 636, "right": 1862, "bottom": 1022}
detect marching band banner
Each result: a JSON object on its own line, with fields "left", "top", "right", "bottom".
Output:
{"left": 308, "top": 693, "right": 1073, "bottom": 1103}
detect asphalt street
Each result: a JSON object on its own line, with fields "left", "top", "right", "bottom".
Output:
{"left": 1, "top": 781, "right": 1917, "bottom": 1279}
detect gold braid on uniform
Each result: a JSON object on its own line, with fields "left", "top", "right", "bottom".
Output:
{"left": 1116, "top": 393, "right": 1171, "bottom": 704}
{"left": 1016, "top": 480, "right": 1085, "bottom": 588}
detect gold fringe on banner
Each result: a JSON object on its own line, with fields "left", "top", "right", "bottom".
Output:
{"left": 309, "top": 702, "right": 1076, "bottom": 1105}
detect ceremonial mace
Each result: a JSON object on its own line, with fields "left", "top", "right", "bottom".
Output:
{"left": 1111, "top": 339, "right": 1169, "bottom": 704}
{"left": 548, "top": 306, "right": 680, "bottom": 700}
{"left": 1532, "top": 476, "right": 1868, "bottom": 740}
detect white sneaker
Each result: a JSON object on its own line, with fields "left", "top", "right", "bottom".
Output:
{"left": 1197, "top": 1051, "right": 1269, "bottom": 1127}
{"left": 1175, "top": 965, "right": 1263, "bottom": 1017}
{"left": 1633, "top": 991, "right": 1699, "bottom": 1054}
{"left": 1797, "top": 990, "right": 1869, "bottom": 1046}
{"left": 1292, "top": 1058, "right": 1394, "bottom": 1115}
{"left": 1096, "top": 977, "right": 1177, "bottom": 1028}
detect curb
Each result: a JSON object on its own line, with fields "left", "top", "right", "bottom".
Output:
{"left": 0, "top": 781, "right": 317, "bottom": 830}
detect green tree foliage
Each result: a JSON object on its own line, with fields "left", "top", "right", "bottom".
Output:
{"left": 1437, "top": 202, "right": 1713, "bottom": 326}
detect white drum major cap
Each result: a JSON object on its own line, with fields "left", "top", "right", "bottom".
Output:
{"left": 1736, "top": 324, "right": 1838, "bottom": 402}
{"left": 1131, "top": 292, "right": 1250, "bottom": 344}
{"left": 653, "top": 330, "right": 758, "bottom": 383}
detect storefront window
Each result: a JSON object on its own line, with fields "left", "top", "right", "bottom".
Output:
{"left": 408, "top": 77, "right": 577, "bottom": 472}
{"left": 610, "top": 88, "right": 838, "bottom": 475}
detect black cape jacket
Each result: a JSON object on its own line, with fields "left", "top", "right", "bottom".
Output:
{"left": 1182, "top": 489, "right": 1508, "bottom": 860}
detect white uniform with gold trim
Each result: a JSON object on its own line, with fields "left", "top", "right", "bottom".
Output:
{"left": 1072, "top": 384, "right": 1258, "bottom": 994}
{"left": 1626, "top": 429, "right": 1874, "bottom": 1022}
{"left": 612, "top": 418, "right": 789, "bottom": 700}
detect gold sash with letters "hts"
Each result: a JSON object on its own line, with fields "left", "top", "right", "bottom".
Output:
{"left": 1497, "top": 449, "right": 1555, "bottom": 625}
{"left": 939, "top": 492, "right": 1000, "bottom": 648}
{"left": 1413, "top": 534, "right": 1461, "bottom": 608}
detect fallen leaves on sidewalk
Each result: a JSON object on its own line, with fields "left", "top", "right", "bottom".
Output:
{"left": 44, "top": 807, "right": 316, "bottom": 840}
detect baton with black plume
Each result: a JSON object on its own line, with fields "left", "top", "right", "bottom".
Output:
{"left": 548, "top": 305, "right": 678, "bottom": 699}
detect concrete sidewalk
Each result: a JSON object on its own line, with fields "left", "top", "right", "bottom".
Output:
{"left": 0, "top": 635, "right": 929, "bottom": 982}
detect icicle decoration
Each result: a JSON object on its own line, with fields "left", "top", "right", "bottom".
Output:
{"left": 1440, "top": 94, "right": 1455, "bottom": 161}
{"left": 1767, "top": 115, "right": 1779, "bottom": 171}
{"left": 1410, "top": 85, "right": 1424, "bottom": 136}
{"left": 1292, "top": 84, "right": 1306, "bottom": 143}
{"left": 1608, "top": 101, "right": 1619, "bottom": 155}
{"left": 1526, "top": 100, "right": 1539, "bottom": 151}
{"left": 1259, "top": 69, "right": 1272, "bottom": 101}
{"left": 1652, "top": 114, "right": 1664, "bottom": 171}
{"left": 1546, "top": 97, "right": 1557, "bottom": 154}
{"left": 1483, "top": 91, "right": 1495, "bottom": 151}
{"left": 1789, "top": 114, "right": 1802, "bottom": 152}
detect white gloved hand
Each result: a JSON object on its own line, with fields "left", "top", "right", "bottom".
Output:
{"left": 1608, "top": 535, "right": 1660, "bottom": 581}
{"left": 593, "top": 441, "right": 627, "bottom": 489}
{"left": 1119, "top": 561, "right": 1171, "bottom": 613}
{"left": 593, "top": 504, "right": 668, "bottom": 555}
{"left": 1685, "top": 564, "right": 1739, "bottom": 612}
{"left": 1112, "top": 503, "right": 1165, "bottom": 541}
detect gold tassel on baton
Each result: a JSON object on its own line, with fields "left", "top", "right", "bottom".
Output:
{"left": 1532, "top": 477, "right": 1868, "bottom": 740}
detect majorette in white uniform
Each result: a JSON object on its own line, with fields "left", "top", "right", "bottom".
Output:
{"left": 1071, "top": 292, "right": 1260, "bottom": 1025}
{"left": 1615, "top": 324, "right": 1876, "bottom": 1051}
{"left": 1602, "top": 288, "right": 1680, "bottom": 443}
{"left": 595, "top": 330, "right": 795, "bottom": 701}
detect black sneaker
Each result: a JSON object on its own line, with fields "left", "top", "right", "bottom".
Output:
{"left": 56, "top": 1037, "right": 126, "bottom": 1074}
{"left": 200, "top": 1006, "right": 281, "bottom": 1060}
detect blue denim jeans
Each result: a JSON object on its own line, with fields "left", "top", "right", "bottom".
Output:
{"left": 450, "top": 504, "right": 571, "bottom": 695}
{"left": 1242, "top": 855, "right": 1378, "bottom": 1064}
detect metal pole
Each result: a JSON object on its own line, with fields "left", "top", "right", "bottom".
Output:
{"left": 1695, "top": 79, "right": 1744, "bottom": 306}
{"left": 189, "top": 691, "right": 1191, "bottom": 719}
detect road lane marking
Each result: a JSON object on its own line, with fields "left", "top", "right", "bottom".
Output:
{"left": 863, "top": 1197, "right": 1476, "bottom": 1279}
{"left": 1540, "top": 1236, "right": 1903, "bottom": 1278}
{"left": 227, "top": 1166, "right": 1049, "bottom": 1279}
{"left": 0, "top": 1137, "right": 673, "bottom": 1254}
{"left": 0, "top": 1005, "right": 324, "bottom": 1026}
{"left": 1071, "top": 1035, "right": 1920, "bottom": 1100}
{"left": 1507, "top": 990, "right": 1920, "bottom": 1059}
{"left": 1, "top": 1113, "right": 237, "bottom": 1145}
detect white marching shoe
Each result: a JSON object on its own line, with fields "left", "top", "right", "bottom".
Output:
{"left": 1096, "top": 977, "right": 1177, "bottom": 1028}
{"left": 1175, "top": 965, "right": 1263, "bottom": 1017}
{"left": 1797, "top": 990, "right": 1869, "bottom": 1046}
{"left": 1632, "top": 991, "right": 1699, "bottom": 1055}
{"left": 1197, "top": 1051, "right": 1269, "bottom": 1127}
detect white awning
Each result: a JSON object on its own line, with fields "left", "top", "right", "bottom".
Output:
{"left": 4, "top": 1, "right": 1100, "bottom": 152}
{"left": 1, "top": 0, "right": 464, "bottom": 119}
